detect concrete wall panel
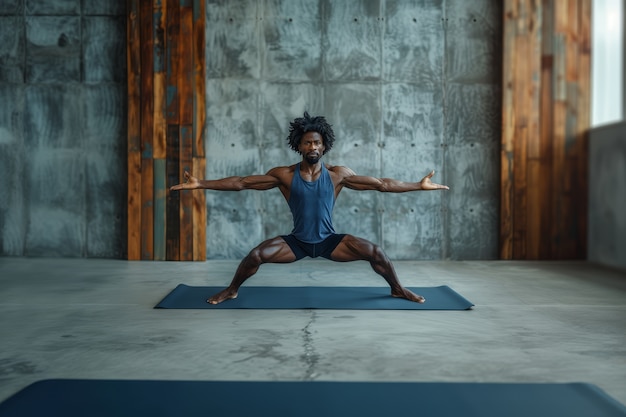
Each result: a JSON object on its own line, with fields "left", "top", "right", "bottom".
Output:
{"left": 445, "top": 1, "right": 501, "bottom": 84}
{"left": 333, "top": 190, "right": 381, "bottom": 243}
{"left": 206, "top": 8, "right": 260, "bottom": 79}
{"left": 83, "top": 84, "right": 125, "bottom": 258}
{"left": 0, "top": 1, "right": 126, "bottom": 258}
{"left": 384, "top": 0, "right": 444, "bottom": 85}
{"left": 0, "top": 0, "right": 21, "bottom": 14}
{"left": 82, "top": 1, "right": 125, "bottom": 16}
{"left": 381, "top": 191, "right": 444, "bottom": 259}
{"left": 206, "top": 191, "right": 264, "bottom": 258}
{"left": 26, "top": 0, "right": 80, "bottom": 16}
{"left": 24, "top": 84, "right": 82, "bottom": 148}
{"left": 325, "top": 1, "right": 382, "bottom": 81}
{"left": 589, "top": 123, "right": 626, "bottom": 271}
{"left": 444, "top": 143, "right": 499, "bottom": 259}
{"left": 262, "top": 13, "right": 322, "bottom": 81}
{"left": 83, "top": 16, "right": 126, "bottom": 83}
{"left": 25, "top": 16, "right": 81, "bottom": 83}
{"left": 0, "top": 16, "right": 25, "bottom": 83}
{"left": 25, "top": 148, "right": 85, "bottom": 256}
{"left": 0, "top": 85, "right": 26, "bottom": 255}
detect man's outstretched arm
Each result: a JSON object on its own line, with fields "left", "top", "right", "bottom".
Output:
{"left": 341, "top": 169, "right": 449, "bottom": 192}
{"left": 170, "top": 170, "right": 281, "bottom": 192}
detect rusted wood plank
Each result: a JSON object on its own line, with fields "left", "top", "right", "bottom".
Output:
{"left": 140, "top": 0, "right": 155, "bottom": 260}
{"left": 193, "top": 157, "right": 206, "bottom": 261}
{"left": 550, "top": 101, "right": 567, "bottom": 257}
{"left": 165, "top": 0, "right": 180, "bottom": 124}
{"left": 166, "top": 124, "right": 180, "bottom": 260}
{"left": 153, "top": 0, "right": 167, "bottom": 159}
{"left": 179, "top": 6, "right": 194, "bottom": 125}
{"left": 153, "top": 158, "right": 167, "bottom": 260}
{"left": 500, "top": 0, "right": 518, "bottom": 259}
{"left": 564, "top": 0, "right": 579, "bottom": 82}
{"left": 141, "top": 158, "right": 154, "bottom": 260}
{"left": 575, "top": 0, "right": 591, "bottom": 259}
{"left": 127, "top": 0, "right": 142, "bottom": 260}
{"left": 526, "top": 159, "right": 542, "bottom": 259}
{"left": 512, "top": 17, "right": 531, "bottom": 259}
{"left": 193, "top": 0, "right": 205, "bottom": 159}
{"left": 179, "top": 125, "right": 194, "bottom": 261}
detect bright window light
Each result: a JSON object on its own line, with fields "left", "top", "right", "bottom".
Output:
{"left": 592, "top": 0, "right": 624, "bottom": 126}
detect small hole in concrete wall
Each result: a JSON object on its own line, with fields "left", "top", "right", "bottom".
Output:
{"left": 58, "top": 33, "right": 68, "bottom": 47}
{"left": 411, "top": 143, "right": 415, "bottom": 147}
{"left": 229, "top": 18, "right": 233, "bottom": 23}
{"left": 413, "top": 18, "right": 417, "bottom": 22}
{"left": 469, "top": 208, "right": 474, "bottom": 213}
{"left": 410, "top": 208, "right": 415, "bottom": 212}
{"left": 470, "top": 143, "right": 474, "bottom": 147}
{"left": 354, "top": 208, "right": 359, "bottom": 212}
{"left": 231, "top": 143, "right": 235, "bottom": 147}
{"left": 354, "top": 143, "right": 359, "bottom": 147}
{"left": 288, "top": 18, "right": 292, "bottom": 22}
{"left": 354, "top": 18, "right": 358, "bottom": 22}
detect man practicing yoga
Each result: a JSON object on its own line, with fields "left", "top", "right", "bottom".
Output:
{"left": 170, "top": 112, "right": 449, "bottom": 304}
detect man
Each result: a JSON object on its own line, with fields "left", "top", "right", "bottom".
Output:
{"left": 171, "top": 112, "right": 449, "bottom": 304}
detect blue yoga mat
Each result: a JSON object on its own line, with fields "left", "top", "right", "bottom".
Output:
{"left": 154, "top": 284, "right": 474, "bottom": 310}
{"left": 1, "top": 380, "right": 624, "bottom": 417}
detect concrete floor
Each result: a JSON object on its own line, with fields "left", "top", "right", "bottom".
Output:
{"left": 0, "top": 257, "right": 625, "bottom": 406}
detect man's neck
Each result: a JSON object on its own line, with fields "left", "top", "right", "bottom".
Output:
{"left": 299, "top": 158, "right": 323, "bottom": 179}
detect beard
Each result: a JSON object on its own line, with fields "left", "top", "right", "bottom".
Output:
{"left": 304, "top": 153, "right": 321, "bottom": 164}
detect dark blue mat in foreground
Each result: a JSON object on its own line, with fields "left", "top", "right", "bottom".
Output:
{"left": 1, "top": 380, "right": 625, "bottom": 417}
{"left": 154, "top": 284, "right": 474, "bottom": 310}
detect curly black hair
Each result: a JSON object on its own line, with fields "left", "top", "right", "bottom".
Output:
{"left": 286, "top": 111, "right": 335, "bottom": 155}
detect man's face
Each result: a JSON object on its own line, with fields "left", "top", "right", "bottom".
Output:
{"left": 298, "top": 131, "right": 325, "bottom": 164}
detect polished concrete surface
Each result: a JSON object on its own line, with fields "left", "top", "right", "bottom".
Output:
{"left": 1, "top": 258, "right": 625, "bottom": 405}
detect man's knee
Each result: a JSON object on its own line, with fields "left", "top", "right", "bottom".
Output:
{"left": 371, "top": 244, "right": 389, "bottom": 263}
{"left": 244, "top": 248, "right": 264, "bottom": 266}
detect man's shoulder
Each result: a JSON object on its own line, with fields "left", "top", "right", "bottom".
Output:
{"left": 327, "top": 164, "right": 356, "bottom": 177}
{"left": 266, "top": 164, "right": 297, "bottom": 182}
{"left": 267, "top": 164, "right": 297, "bottom": 174}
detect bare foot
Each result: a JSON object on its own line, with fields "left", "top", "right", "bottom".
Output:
{"left": 207, "top": 288, "right": 238, "bottom": 304}
{"left": 391, "top": 287, "right": 425, "bottom": 303}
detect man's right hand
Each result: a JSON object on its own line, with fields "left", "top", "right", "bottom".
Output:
{"left": 170, "top": 171, "right": 199, "bottom": 191}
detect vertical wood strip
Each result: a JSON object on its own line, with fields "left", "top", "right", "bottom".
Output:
{"left": 500, "top": 0, "right": 517, "bottom": 259}
{"left": 127, "top": 0, "right": 142, "bottom": 260}
{"left": 192, "top": 0, "right": 206, "bottom": 261}
{"left": 179, "top": 6, "right": 194, "bottom": 125}
{"left": 140, "top": 0, "right": 155, "bottom": 260}
{"left": 166, "top": 125, "right": 180, "bottom": 260}
{"left": 192, "top": 157, "right": 206, "bottom": 261}
{"left": 153, "top": 158, "right": 166, "bottom": 260}
{"left": 501, "top": 0, "right": 590, "bottom": 260}
{"left": 179, "top": 125, "right": 194, "bottom": 261}
{"left": 152, "top": 0, "right": 167, "bottom": 259}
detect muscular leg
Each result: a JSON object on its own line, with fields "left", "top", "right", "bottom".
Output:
{"left": 330, "top": 235, "right": 425, "bottom": 303}
{"left": 207, "top": 236, "right": 297, "bottom": 304}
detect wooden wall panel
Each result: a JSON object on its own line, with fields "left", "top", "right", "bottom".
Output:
{"left": 127, "top": 0, "right": 142, "bottom": 260}
{"left": 127, "top": 0, "right": 206, "bottom": 260}
{"left": 501, "top": 0, "right": 590, "bottom": 260}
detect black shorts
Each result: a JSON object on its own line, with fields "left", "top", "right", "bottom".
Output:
{"left": 281, "top": 234, "right": 346, "bottom": 261}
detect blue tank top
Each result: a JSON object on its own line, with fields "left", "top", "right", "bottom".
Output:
{"left": 288, "top": 163, "right": 336, "bottom": 243}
